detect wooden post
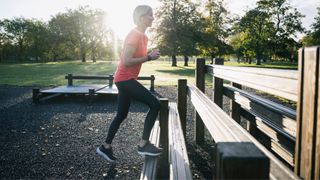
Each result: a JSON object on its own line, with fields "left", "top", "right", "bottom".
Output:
{"left": 230, "top": 82, "right": 241, "bottom": 123}
{"left": 67, "top": 74, "right": 73, "bottom": 86}
{"left": 195, "top": 58, "right": 205, "bottom": 144}
{"left": 178, "top": 79, "right": 187, "bottom": 136}
{"left": 213, "top": 58, "right": 224, "bottom": 107}
{"left": 33, "top": 88, "right": 40, "bottom": 103}
{"left": 150, "top": 75, "right": 155, "bottom": 92}
{"left": 215, "top": 142, "right": 270, "bottom": 179}
{"left": 295, "top": 46, "right": 320, "bottom": 180}
{"left": 89, "top": 89, "right": 95, "bottom": 103}
{"left": 109, "top": 74, "right": 113, "bottom": 87}
{"left": 158, "top": 98, "right": 169, "bottom": 179}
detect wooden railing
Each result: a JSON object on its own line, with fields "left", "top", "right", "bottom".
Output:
{"left": 193, "top": 46, "right": 320, "bottom": 180}
{"left": 140, "top": 99, "right": 192, "bottom": 180}
{"left": 178, "top": 80, "right": 297, "bottom": 179}
{"left": 65, "top": 74, "right": 155, "bottom": 91}
{"left": 204, "top": 59, "right": 297, "bottom": 166}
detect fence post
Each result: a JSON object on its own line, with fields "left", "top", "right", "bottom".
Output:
{"left": 67, "top": 74, "right": 73, "bottom": 86}
{"left": 213, "top": 58, "right": 224, "bottom": 107}
{"left": 33, "top": 88, "right": 40, "bottom": 103}
{"left": 230, "top": 82, "right": 241, "bottom": 123}
{"left": 158, "top": 98, "right": 169, "bottom": 179}
{"left": 109, "top": 74, "right": 113, "bottom": 87}
{"left": 195, "top": 58, "right": 205, "bottom": 144}
{"left": 178, "top": 79, "right": 187, "bottom": 136}
{"left": 295, "top": 46, "right": 320, "bottom": 180}
{"left": 150, "top": 75, "right": 155, "bottom": 92}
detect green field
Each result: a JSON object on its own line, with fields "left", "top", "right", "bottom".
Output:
{"left": 0, "top": 61, "right": 200, "bottom": 87}
{"left": 0, "top": 60, "right": 297, "bottom": 87}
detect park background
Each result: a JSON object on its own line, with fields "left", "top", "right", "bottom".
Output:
{"left": 1, "top": 0, "right": 320, "bottom": 179}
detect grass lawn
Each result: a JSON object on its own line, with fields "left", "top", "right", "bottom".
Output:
{"left": 0, "top": 59, "right": 297, "bottom": 87}
{"left": 0, "top": 60, "right": 202, "bottom": 87}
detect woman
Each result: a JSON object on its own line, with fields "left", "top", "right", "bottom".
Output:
{"left": 96, "top": 5, "right": 162, "bottom": 162}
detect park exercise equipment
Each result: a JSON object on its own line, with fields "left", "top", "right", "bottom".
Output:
{"left": 33, "top": 74, "right": 155, "bottom": 103}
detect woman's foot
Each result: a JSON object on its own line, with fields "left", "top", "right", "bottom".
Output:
{"left": 137, "top": 141, "right": 162, "bottom": 156}
{"left": 96, "top": 145, "right": 117, "bottom": 162}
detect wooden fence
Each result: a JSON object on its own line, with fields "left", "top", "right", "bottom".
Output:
{"left": 192, "top": 46, "right": 319, "bottom": 179}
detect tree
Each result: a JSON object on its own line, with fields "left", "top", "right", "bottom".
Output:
{"left": 257, "top": 0, "right": 305, "bottom": 61}
{"left": 25, "top": 19, "right": 50, "bottom": 61}
{"left": 302, "top": 6, "right": 320, "bottom": 46}
{"left": 199, "top": 0, "right": 231, "bottom": 61}
{"left": 48, "top": 6, "right": 112, "bottom": 62}
{"left": 311, "top": 7, "right": 320, "bottom": 45}
{"left": 153, "top": 0, "right": 201, "bottom": 66}
{"left": 1, "top": 17, "right": 29, "bottom": 60}
{"left": 235, "top": 8, "right": 274, "bottom": 65}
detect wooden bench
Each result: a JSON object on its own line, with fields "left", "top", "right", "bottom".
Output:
{"left": 178, "top": 78, "right": 299, "bottom": 179}
{"left": 204, "top": 59, "right": 297, "bottom": 166}
{"left": 140, "top": 99, "right": 168, "bottom": 180}
{"left": 168, "top": 102, "right": 192, "bottom": 180}
{"left": 33, "top": 74, "right": 155, "bottom": 103}
{"left": 193, "top": 50, "right": 320, "bottom": 179}
{"left": 140, "top": 120, "right": 161, "bottom": 180}
{"left": 140, "top": 100, "right": 192, "bottom": 180}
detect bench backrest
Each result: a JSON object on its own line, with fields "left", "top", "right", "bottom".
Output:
{"left": 195, "top": 46, "right": 320, "bottom": 180}
{"left": 178, "top": 81, "right": 298, "bottom": 179}
{"left": 203, "top": 59, "right": 297, "bottom": 166}
{"left": 65, "top": 74, "right": 155, "bottom": 91}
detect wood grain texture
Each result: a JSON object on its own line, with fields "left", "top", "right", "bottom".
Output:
{"left": 140, "top": 120, "right": 160, "bottom": 180}
{"left": 168, "top": 103, "right": 192, "bottom": 180}
{"left": 207, "top": 65, "right": 298, "bottom": 101}
{"left": 188, "top": 85, "right": 299, "bottom": 179}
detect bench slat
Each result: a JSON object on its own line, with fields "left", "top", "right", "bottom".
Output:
{"left": 208, "top": 65, "right": 298, "bottom": 101}
{"left": 224, "top": 85, "right": 296, "bottom": 137}
{"left": 223, "top": 84, "right": 296, "bottom": 166}
{"left": 188, "top": 85, "right": 250, "bottom": 142}
{"left": 188, "top": 84, "right": 299, "bottom": 179}
{"left": 140, "top": 121, "right": 160, "bottom": 180}
{"left": 168, "top": 102, "right": 192, "bottom": 180}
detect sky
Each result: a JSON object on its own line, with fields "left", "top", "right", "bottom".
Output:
{"left": 0, "top": 0, "right": 319, "bottom": 40}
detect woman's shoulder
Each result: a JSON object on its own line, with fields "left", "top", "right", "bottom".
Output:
{"left": 126, "top": 28, "right": 146, "bottom": 38}
{"left": 124, "top": 28, "right": 146, "bottom": 44}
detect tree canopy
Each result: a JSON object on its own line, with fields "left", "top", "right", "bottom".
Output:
{"left": 0, "top": 1, "right": 317, "bottom": 64}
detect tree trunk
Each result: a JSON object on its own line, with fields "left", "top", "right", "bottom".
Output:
{"left": 184, "top": 55, "right": 188, "bottom": 66}
{"left": 92, "top": 49, "right": 96, "bottom": 62}
{"left": 211, "top": 55, "right": 214, "bottom": 64}
{"left": 92, "top": 43, "right": 96, "bottom": 62}
{"left": 256, "top": 56, "right": 261, "bottom": 65}
{"left": 171, "top": 55, "right": 177, "bottom": 67}
{"left": 82, "top": 53, "right": 86, "bottom": 62}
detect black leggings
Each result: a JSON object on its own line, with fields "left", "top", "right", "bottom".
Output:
{"left": 105, "top": 79, "right": 160, "bottom": 144}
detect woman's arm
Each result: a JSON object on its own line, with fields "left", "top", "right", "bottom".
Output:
{"left": 122, "top": 45, "right": 160, "bottom": 67}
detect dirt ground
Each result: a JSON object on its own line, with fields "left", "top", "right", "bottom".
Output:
{"left": 0, "top": 85, "right": 216, "bottom": 179}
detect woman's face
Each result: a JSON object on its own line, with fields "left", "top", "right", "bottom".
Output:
{"left": 141, "top": 10, "right": 154, "bottom": 27}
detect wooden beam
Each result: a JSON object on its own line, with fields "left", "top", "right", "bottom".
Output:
{"left": 158, "top": 98, "right": 169, "bottom": 179}
{"left": 195, "top": 58, "right": 205, "bottom": 144}
{"left": 178, "top": 79, "right": 187, "bottom": 136}
{"left": 295, "top": 46, "right": 320, "bottom": 179}
{"left": 188, "top": 84, "right": 299, "bottom": 179}
{"left": 207, "top": 65, "right": 298, "bottom": 101}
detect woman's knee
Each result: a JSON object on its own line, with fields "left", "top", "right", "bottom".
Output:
{"left": 115, "top": 112, "right": 128, "bottom": 122}
{"left": 150, "top": 99, "right": 160, "bottom": 111}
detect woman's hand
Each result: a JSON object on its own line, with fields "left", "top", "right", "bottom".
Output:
{"left": 147, "top": 49, "right": 160, "bottom": 61}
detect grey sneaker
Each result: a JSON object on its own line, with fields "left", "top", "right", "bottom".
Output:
{"left": 96, "top": 145, "right": 117, "bottom": 162}
{"left": 137, "top": 141, "right": 163, "bottom": 156}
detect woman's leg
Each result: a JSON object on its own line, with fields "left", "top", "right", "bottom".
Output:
{"left": 105, "top": 84, "right": 131, "bottom": 144}
{"left": 121, "top": 80, "right": 160, "bottom": 141}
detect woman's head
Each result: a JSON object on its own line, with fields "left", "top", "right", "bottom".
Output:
{"left": 133, "top": 5, "right": 154, "bottom": 27}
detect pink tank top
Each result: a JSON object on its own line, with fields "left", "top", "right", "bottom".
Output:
{"left": 113, "top": 28, "right": 148, "bottom": 83}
